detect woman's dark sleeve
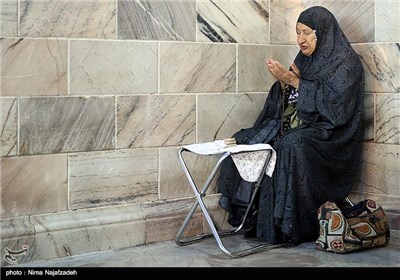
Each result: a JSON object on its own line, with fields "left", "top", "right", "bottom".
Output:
{"left": 253, "top": 81, "right": 282, "bottom": 127}
{"left": 247, "top": 81, "right": 282, "bottom": 144}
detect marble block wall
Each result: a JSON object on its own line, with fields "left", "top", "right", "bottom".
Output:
{"left": 1, "top": 0, "right": 399, "bottom": 265}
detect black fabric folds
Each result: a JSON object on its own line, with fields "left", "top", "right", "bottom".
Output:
{"left": 217, "top": 6, "right": 365, "bottom": 244}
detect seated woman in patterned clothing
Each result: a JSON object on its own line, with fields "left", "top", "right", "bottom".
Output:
{"left": 217, "top": 6, "right": 365, "bottom": 244}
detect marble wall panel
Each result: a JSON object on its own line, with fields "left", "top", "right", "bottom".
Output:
{"left": 40, "top": 220, "right": 145, "bottom": 259}
{"left": 19, "top": 0, "right": 116, "bottom": 38}
{"left": 0, "top": 0, "right": 17, "bottom": 37}
{"left": 270, "top": 0, "right": 374, "bottom": 44}
{"left": 69, "top": 149, "right": 158, "bottom": 210}
{"left": 205, "top": 206, "right": 231, "bottom": 233}
{"left": 269, "top": 0, "right": 303, "bottom": 45}
{"left": 376, "top": 0, "right": 400, "bottom": 42}
{"left": 0, "top": 98, "right": 17, "bottom": 156}
{"left": 70, "top": 40, "right": 157, "bottom": 95}
{"left": 1, "top": 236, "right": 35, "bottom": 266}
{"left": 20, "top": 220, "right": 145, "bottom": 264}
{"left": 118, "top": 0, "right": 196, "bottom": 41}
{"left": 352, "top": 43, "right": 399, "bottom": 94}
{"left": 238, "top": 45, "right": 299, "bottom": 92}
{"left": 197, "top": 93, "right": 266, "bottom": 143}
{"left": 117, "top": 95, "right": 195, "bottom": 148}
{"left": 1, "top": 216, "right": 35, "bottom": 240}
{"left": 1, "top": 154, "right": 67, "bottom": 218}
{"left": 354, "top": 143, "right": 400, "bottom": 197}
{"left": 19, "top": 97, "right": 115, "bottom": 155}
{"left": 0, "top": 198, "right": 213, "bottom": 265}
{"left": 376, "top": 94, "right": 400, "bottom": 144}
{"left": 196, "top": 195, "right": 231, "bottom": 232}
{"left": 30, "top": 204, "right": 146, "bottom": 233}
{"left": 202, "top": 194, "right": 223, "bottom": 210}
{"left": 146, "top": 214, "right": 203, "bottom": 243}
{"left": 0, "top": 38, "right": 68, "bottom": 96}
{"left": 159, "top": 147, "right": 219, "bottom": 200}
{"left": 361, "top": 93, "right": 374, "bottom": 142}
{"left": 140, "top": 197, "right": 196, "bottom": 219}
{"left": 142, "top": 177, "right": 223, "bottom": 239}
{"left": 325, "top": 0, "right": 375, "bottom": 43}
{"left": 1, "top": 203, "right": 148, "bottom": 266}
{"left": 1, "top": 216, "right": 35, "bottom": 266}
{"left": 197, "top": 0, "right": 269, "bottom": 44}
{"left": 160, "top": 42, "right": 236, "bottom": 93}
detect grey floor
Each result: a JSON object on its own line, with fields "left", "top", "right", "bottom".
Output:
{"left": 9, "top": 231, "right": 400, "bottom": 268}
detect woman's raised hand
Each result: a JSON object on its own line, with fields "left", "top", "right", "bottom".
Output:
{"left": 291, "top": 62, "right": 301, "bottom": 79}
{"left": 267, "top": 59, "right": 300, "bottom": 89}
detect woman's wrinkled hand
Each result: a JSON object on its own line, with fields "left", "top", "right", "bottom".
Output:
{"left": 267, "top": 59, "right": 300, "bottom": 89}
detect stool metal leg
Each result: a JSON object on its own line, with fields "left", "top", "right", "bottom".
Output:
{"left": 175, "top": 147, "right": 280, "bottom": 258}
{"left": 175, "top": 148, "right": 232, "bottom": 245}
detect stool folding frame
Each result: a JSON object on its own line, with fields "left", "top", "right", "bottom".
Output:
{"left": 175, "top": 146, "right": 281, "bottom": 258}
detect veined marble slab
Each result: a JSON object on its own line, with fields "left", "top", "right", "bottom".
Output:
{"left": 270, "top": 0, "right": 374, "bottom": 44}
{"left": 19, "top": 0, "right": 116, "bottom": 38}
{"left": 0, "top": 204, "right": 147, "bottom": 266}
{"left": 0, "top": 97, "right": 17, "bottom": 156}
{"left": 0, "top": 198, "right": 206, "bottom": 266}
{"left": 197, "top": 0, "right": 269, "bottom": 43}
{"left": 376, "top": 94, "right": 400, "bottom": 144}
{"left": 356, "top": 142, "right": 400, "bottom": 197}
{"left": 376, "top": 0, "right": 400, "bottom": 42}
{"left": 0, "top": 0, "right": 17, "bottom": 37}
{"left": 159, "top": 146, "right": 220, "bottom": 200}
{"left": 353, "top": 43, "right": 400, "bottom": 93}
{"left": 238, "top": 44, "right": 299, "bottom": 92}
{"left": 197, "top": 93, "right": 266, "bottom": 143}
{"left": 1, "top": 154, "right": 68, "bottom": 218}
{"left": 117, "top": 95, "right": 196, "bottom": 148}
{"left": 160, "top": 42, "right": 236, "bottom": 93}
{"left": 19, "top": 97, "right": 115, "bottom": 155}
{"left": 69, "top": 149, "right": 158, "bottom": 209}
{"left": 1, "top": 38, "right": 68, "bottom": 96}
{"left": 118, "top": 0, "right": 196, "bottom": 41}
{"left": 70, "top": 40, "right": 158, "bottom": 95}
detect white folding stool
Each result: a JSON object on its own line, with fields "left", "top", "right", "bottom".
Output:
{"left": 175, "top": 140, "right": 279, "bottom": 258}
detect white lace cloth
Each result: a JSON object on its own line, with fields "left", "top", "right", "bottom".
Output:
{"left": 182, "top": 140, "right": 276, "bottom": 182}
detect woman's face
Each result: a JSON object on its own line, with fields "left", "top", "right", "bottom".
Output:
{"left": 296, "top": 22, "right": 317, "bottom": 56}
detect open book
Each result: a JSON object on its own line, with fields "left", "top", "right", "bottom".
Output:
{"left": 182, "top": 138, "right": 273, "bottom": 155}
{"left": 181, "top": 139, "right": 276, "bottom": 178}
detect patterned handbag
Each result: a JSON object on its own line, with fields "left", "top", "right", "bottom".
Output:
{"left": 316, "top": 199, "right": 390, "bottom": 253}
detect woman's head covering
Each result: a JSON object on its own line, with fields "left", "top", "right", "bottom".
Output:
{"left": 296, "top": 6, "right": 341, "bottom": 54}
{"left": 294, "top": 6, "right": 357, "bottom": 80}
{"left": 293, "top": 6, "right": 365, "bottom": 131}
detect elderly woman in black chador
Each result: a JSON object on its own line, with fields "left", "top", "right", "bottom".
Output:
{"left": 217, "top": 6, "right": 365, "bottom": 244}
